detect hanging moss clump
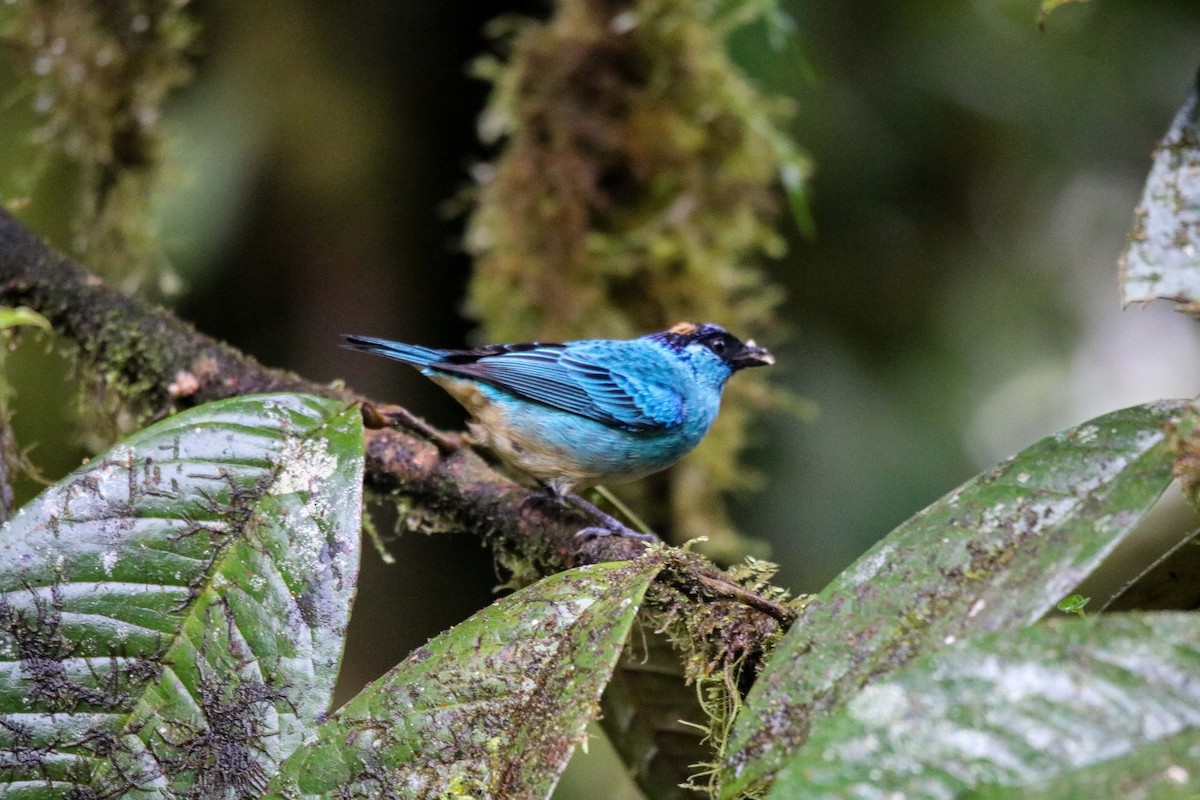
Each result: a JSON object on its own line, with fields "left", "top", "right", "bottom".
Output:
{"left": 1, "top": 1, "right": 197, "bottom": 295}
{"left": 467, "top": 0, "right": 805, "bottom": 558}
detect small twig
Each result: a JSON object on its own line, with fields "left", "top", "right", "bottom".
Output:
{"left": 360, "top": 497, "right": 396, "bottom": 565}
{"left": 695, "top": 573, "right": 796, "bottom": 625}
{"left": 360, "top": 401, "right": 462, "bottom": 453}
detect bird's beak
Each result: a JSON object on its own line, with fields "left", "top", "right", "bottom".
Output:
{"left": 731, "top": 339, "right": 775, "bottom": 369}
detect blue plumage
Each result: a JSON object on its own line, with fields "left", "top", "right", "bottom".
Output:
{"left": 345, "top": 322, "right": 773, "bottom": 537}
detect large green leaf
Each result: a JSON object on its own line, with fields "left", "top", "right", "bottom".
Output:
{"left": 0, "top": 306, "right": 50, "bottom": 331}
{"left": 263, "top": 559, "right": 661, "bottom": 800}
{"left": 973, "top": 727, "right": 1200, "bottom": 800}
{"left": 721, "top": 401, "right": 1183, "bottom": 798}
{"left": 1037, "top": 0, "right": 1092, "bottom": 28}
{"left": 769, "top": 612, "right": 1200, "bottom": 799}
{"left": 0, "top": 393, "right": 363, "bottom": 797}
{"left": 1120, "top": 73, "right": 1200, "bottom": 307}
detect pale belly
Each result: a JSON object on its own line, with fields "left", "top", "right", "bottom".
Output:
{"left": 430, "top": 374, "right": 708, "bottom": 493}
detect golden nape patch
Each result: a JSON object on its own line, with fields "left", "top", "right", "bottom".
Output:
{"left": 668, "top": 321, "right": 698, "bottom": 336}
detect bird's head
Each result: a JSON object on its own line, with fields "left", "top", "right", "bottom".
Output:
{"left": 654, "top": 322, "right": 775, "bottom": 373}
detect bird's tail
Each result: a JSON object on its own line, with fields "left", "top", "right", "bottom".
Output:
{"left": 342, "top": 335, "right": 445, "bottom": 367}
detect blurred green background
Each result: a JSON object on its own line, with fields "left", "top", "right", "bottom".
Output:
{"left": 4, "top": 1, "right": 1200, "bottom": 797}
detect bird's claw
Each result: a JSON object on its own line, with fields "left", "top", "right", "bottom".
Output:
{"left": 574, "top": 524, "right": 658, "bottom": 543}
{"left": 561, "top": 490, "right": 659, "bottom": 543}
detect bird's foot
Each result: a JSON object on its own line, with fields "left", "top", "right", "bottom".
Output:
{"left": 563, "top": 492, "right": 659, "bottom": 543}
{"left": 360, "top": 401, "right": 461, "bottom": 453}
{"left": 574, "top": 524, "right": 658, "bottom": 543}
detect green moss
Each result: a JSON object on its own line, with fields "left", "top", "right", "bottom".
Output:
{"left": 623, "top": 551, "right": 797, "bottom": 798}
{"left": 468, "top": 0, "right": 802, "bottom": 555}
{"left": 1, "top": 1, "right": 197, "bottom": 293}
{"left": 1168, "top": 403, "right": 1200, "bottom": 509}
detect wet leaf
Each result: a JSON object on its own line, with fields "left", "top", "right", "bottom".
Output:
{"left": 769, "top": 612, "right": 1200, "bottom": 799}
{"left": 1121, "top": 71, "right": 1200, "bottom": 308}
{"left": 720, "top": 401, "right": 1184, "bottom": 798}
{"left": 778, "top": 143, "right": 816, "bottom": 240}
{"left": 0, "top": 393, "right": 363, "bottom": 797}
{"left": 0, "top": 307, "right": 50, "bottom": 331}
{"left": 263, "top": 558, "right": 661, "bottom": 800}
{"left": 971, "top": 728, "right": 1200, "bottom": 800}
{"left": 1037, "top": 0, "right": 1092, "bottom": 28}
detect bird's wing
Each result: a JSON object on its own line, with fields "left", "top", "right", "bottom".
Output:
{"left": 431, "top": 341, "right": 685, "bottom": 432}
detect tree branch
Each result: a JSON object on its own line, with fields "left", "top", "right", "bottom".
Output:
{"left": 0, "top": 207, "right": 793, "bottom": 664}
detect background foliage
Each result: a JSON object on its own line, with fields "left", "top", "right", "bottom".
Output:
{"left": 4, "top": 0, "right": 1200, "bottom": 798}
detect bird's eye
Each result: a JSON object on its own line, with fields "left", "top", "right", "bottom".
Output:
{"left": 710, "top": 338, "right": 727, "bottom": 355}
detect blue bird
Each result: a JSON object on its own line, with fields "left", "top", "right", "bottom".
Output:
{"left": 344, "top": 322, "right": 774, "bottom": 539}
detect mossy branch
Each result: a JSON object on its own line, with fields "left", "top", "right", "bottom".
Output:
{"left": 0, "top": 206, "right": 793, "bottom": 673}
